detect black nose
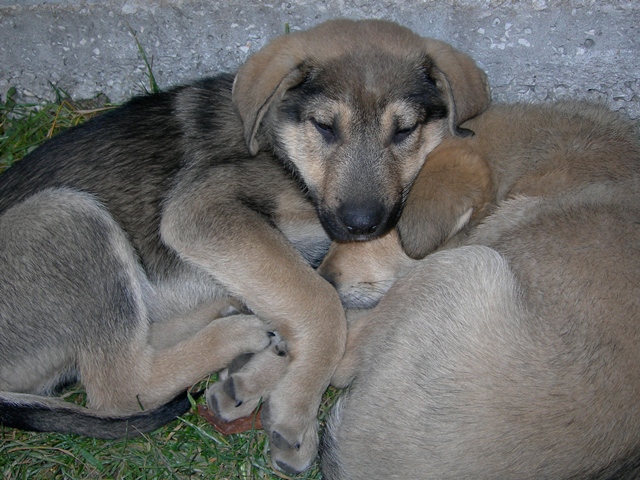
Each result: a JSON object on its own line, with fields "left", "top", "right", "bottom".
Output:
{"left": 338, "top": 202, "right": 386, "bottom": 237}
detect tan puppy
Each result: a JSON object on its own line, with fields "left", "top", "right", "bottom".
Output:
{"left": 319, "top": 101, "right": 640, "bottom": 479}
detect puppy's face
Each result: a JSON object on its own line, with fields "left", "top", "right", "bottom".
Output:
{"left": 270, "top": 53, "right": 449, "bottom": 242}
{"left": 233, "top": 20, "right": 491, "bottom": 242}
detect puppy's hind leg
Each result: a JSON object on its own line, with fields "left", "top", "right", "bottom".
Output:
{"left": 0, "top": 188, "right": 271, "bottom": 438}
{"left": 0, "top": 188, "right": 190, "bottom": 436}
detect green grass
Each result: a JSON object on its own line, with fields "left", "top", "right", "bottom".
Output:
{"left": 0, "top": 378, "right": 335, "bottom": 479}
{"left": 1, "top": 395, "right": 333, "bottom": 479}
{"left": 0, "top": 87, "right": 113, "bottom": 170}
{"left": 0, "top": 90, "right": 335, "bottom": 479}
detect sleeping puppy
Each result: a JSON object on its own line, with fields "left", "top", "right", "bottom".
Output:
{"left": 0, "top": 19, "right": 490, "bottom": 474}
{"left": 319, "top": 101, "right": 640, "bottom": 479}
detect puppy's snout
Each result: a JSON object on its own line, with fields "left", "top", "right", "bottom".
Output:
{"left": 338, "top": 201, "right": 385, "bottom": 237}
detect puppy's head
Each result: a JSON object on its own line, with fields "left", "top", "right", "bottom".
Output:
{"left": 233, "top": 19, "right": 490, "bottom": 242}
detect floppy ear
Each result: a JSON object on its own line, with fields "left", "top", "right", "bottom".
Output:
{"left": 423, "top": 38, "right": 491, "bottom": 137}
{"left": 233, "top": 19, "right": 380, "bottom": 155}
{"left": 397, "top": 140, "right": 494, "bottom": 259}
{"left": 232, "top": 19, "right": 369, "bottom": 155}
{"left": 232, "top": 34, "right": 310, "bottom": 156}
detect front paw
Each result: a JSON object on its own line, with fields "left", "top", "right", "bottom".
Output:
{"left": 205, "top": 334, "right": 321, "bottom": 474}
{"left": 221, "top": 314, "right": 273, "bottom": 354}
{"left": 261, "top": 398, "right": 319, "bottom": 475}
{"left": 205, "top": 342, "right": 290, "bottom": 421}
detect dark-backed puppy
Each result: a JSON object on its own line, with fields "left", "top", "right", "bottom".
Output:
{"left": 319, "top": 101, "right": 640, "bottom": 479}
{"left": 0, "top": 19, "right": 489, "bottom": 473}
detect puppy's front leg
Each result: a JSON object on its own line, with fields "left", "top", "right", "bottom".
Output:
{"left": 161, "top": 184, "right": 346, "bottom": 474}
{"left": 329, "top": 309, "right": 376, "bottom": 389}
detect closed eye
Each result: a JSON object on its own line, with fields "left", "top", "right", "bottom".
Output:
{"left": 311, "top": 118, "right": 337, "bottom": 143}
{"left": 393, "top": 123, "right": 418, "bottom": 144}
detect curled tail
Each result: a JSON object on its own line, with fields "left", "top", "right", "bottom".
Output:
{"left": 0, "top": 390, "right": 202, "bottom": 439}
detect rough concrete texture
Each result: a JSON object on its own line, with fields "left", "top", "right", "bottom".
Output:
{"left": 1, "top": 1, "right": 639, "bottom": 119}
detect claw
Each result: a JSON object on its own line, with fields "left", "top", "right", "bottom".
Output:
{"left": 223, "top": 376, "right": 236, "bottom": 401}
{"left": 276, "top": 460, "right": 304, "bottom": 476}
{"left": 270, "top": 332, "right": 289, "bottom": 357}
{"left": 271, "top": 430, "right": 296, "bottom": 451}
{"left": 227, "top": 352, "right": 255, "bottom": 374}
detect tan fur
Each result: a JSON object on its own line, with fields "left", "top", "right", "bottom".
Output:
{"left": 319, "top": 230, "right": 415, "bottom": 310}
{"left": 320, "top": 101, "right": 640, "bottom": 479}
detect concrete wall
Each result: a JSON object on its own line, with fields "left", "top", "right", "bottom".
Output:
{"left": 1, "top": 1, "right": 638, "bottom": 118}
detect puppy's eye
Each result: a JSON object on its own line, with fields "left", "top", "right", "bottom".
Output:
{"left": 393, "top": 123, "right": 418, "bottom": 144}
{"left": 311, "top": 118, "right": 337, "bottom": 143}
